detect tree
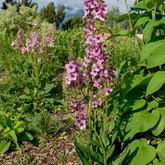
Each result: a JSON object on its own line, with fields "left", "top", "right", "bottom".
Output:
{"left": 17, "top": 0, "right": 38, "bottom": 8}
{"left": 39, "top": 2, "right": 65, "bottom": 29}
{"left": 2, "top": 0, "right": 38, "bottom": 10}
{"left": 62, "top": 16, "right": 83, "bottom": 31}
{"left": 2, "top": 0, "right": 16, "bottom": 10}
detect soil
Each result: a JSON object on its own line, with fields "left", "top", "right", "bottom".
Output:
{"left": 0, "top": 113, "right": 82, "bottom": 165}
{"left": 0, "top": 73, "right": 82, "bottom": 165}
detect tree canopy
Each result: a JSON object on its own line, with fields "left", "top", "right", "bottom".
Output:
{"left": 62, "top": 16, "right": 83, "bottom": 31}
{"left": 39, "top": 2, "right": 65, "bottom": 29}
{"left": 2, "top": 0, "right": 38, "bottom": 10}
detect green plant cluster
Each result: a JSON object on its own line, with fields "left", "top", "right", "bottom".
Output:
{"left": 0, "top": 17, "right": 86, "bottom": 154}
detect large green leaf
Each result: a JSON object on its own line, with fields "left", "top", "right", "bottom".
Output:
{"left": 140, "top": 39, "right": 165, "bottom": 63}
{"left": 146, "top": 44, "right": 165, "bottom": 68}
{"left": 123, "top": 139, "right": 156, "bottom": 165}
{"left": 146, "top": 71, "right": 165, "bottom": 96}
{"left": 122, "top": 109, "right": 160, "bottom": 141}
{"left": 143, "top": 18, "right": 165, "bottom": 43}
{"left": 157, "top": 140, "right": 165, "bottom": 161}
{"left": 152, "top": 108, "right": 165, "bottom": 136}
{"left": 143, "top": 20, "right": 157, "bottom": 43}
{"left": 0, "top": 140, "right": 11, "bottom": 155}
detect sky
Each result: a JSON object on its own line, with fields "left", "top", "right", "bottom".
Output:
{"left": 0, "top": 0, "right": 134, "bottom": 18}
{"left": 34, "top": 0, "right": 134, "bottom": 13}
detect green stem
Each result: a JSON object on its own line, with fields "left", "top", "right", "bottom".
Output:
{"left": 124, "top": 0, "right": 133, "bottom": 31}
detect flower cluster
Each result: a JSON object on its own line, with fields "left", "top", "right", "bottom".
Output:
{"left": 11, "top": 21, "right": 55, "bottom": 54}
{"left": 83, "top": 0, "right": 107, "bottom": 22}
{"left": 83, "top": 0, "right": 115, "bottom": 106}
{"left": 65, "top": 0, "right": 116, "bottom": 129}
{"left": 70, "top": 98, "right": 86, "bottom": 130}
{"left": 65, "top": 60, "right": 82, "bottom": 87}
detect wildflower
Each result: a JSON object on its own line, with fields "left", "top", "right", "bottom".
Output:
{"left": 11, "top": 40, "right": 18, "bottom": 49}
{"left": 17, "top": 29, "right": 23, "bottom": 40}
{"left": 33, "top": 21, "right": 39, "bottom": 28}
{"left": 104, "top": 88, "right": 112, "bottom": 96}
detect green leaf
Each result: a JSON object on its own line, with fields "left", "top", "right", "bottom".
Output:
{"left": 112, "top": 147, "right": 129, "bottom": 165}
{"left": 19, "top": 132, "right": 33, "bottom": 141}
{"left": 124, "top": 138, "right": 156, "bottom": 165}
{"left": 134, "top": 16, "right": 150, "bottom": 29}
{"left": 44, "top": 83, "right": 54, "bottom": 93}
{"left": 131, "top": 99, "right": 146, "bottom": 111}
{"left": 143, "top": 18, "right": 165, "bottom": 43}
{"left": 131, "top": 2, "right": 146, "bottom": 10}
{"left": 5, "top": 117, "right": 13, "bottom": 129}
{"left": 44, "top": 98, "right": 54, "bottom": 104}
{"left": 9, "top": 130, "right": 18, "bottom": 144}
{"left": 122, "top": 109, "right": 160, "bottom": 141}
{"left": 157, "top": 140, "right": 165, "bottom": 161}
{"left": 152, "top": 108, "right": 165, "bottom": 136}
{"left": 130, "top": 73, "right": 152, "bottom": 90}
{"left": 0, "top": 110, "right": 6, "bottom": 116}
{"left": 140, "top": 39, "right": 165, "bottom": 63}
{"left": 105, "top": 145, "right": 115, "bottom": 161}
{"left": 19, "top": 95, "right": 32, "bottom": 100}
{"left": 143, "top": 20, "right": 156, "bottom": 43}
{"left": 146, "top": 44, "right": 165, "bottom": 68}
{"left": 74, "top": 136, "right": 103, "bottom": 164}
{"left": 146, "top": 71, "right": 165, "bottom": 96}
{"left": 0, "top": 140, "right": 11, "bottom": 155}
{"left": 145, "top": 1, "right": 155, "bottom": 10}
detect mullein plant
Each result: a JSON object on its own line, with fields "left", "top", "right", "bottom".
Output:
{"left": 65, "top": 0, "right": 117, "bottom": 164}
{"left": 11, "top": 21, "right": 55, "bottom": 85}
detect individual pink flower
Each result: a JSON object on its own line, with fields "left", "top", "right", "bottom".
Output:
{"left": 20, "top": 46, "right": 27, "bottom": 54}
{"left": 11, "top": 40, "right": 18, "bottom": 49}
{"left": 17, "top": 29, "right": 23, "bottom": 40}
{"left": 104, "top": 88, "right": 112, "bottom": 96}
